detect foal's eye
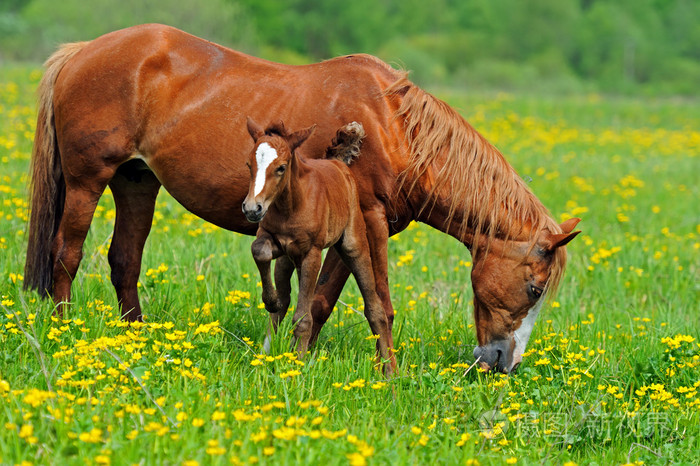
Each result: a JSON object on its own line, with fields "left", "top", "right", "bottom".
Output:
{"left": 276, "top": 165, "right": 287, "bottom": 175}
{"left": 530, "top": 285, "right": 543, "bottom": 299}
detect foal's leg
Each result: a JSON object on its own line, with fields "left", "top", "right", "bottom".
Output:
{"left": 52, "top": 171, "right": 115, "bottom": 316}
{"left": 337, "top": 217, "right": 397, "bottom": 376}
{"left": 290, "top": 247, "right": 323, "bottom": 356}
{"left": 107, "top": 165, "right": 161, "bottom": 321}
{"left": 251, "top": 230, "right": 290, "bottom": 351}
{"left": 251, "top": 230, "right": 286, "bottom": 309}
{"left": 262, "top": 256, "right": 295, "bottom": 352}
{"left": 308, "top": 208, "right": 395, "bottom": 353}
{"left": 308, "top": 248, "right": 351, "bottom": 346}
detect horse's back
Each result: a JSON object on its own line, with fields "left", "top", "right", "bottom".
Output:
{"left": 49, "top": 24, "right": 405, "bottom": 231}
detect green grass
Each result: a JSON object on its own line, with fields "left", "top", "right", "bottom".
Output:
{"left": 1, "top": 66, "right": 698, "bottom": 465}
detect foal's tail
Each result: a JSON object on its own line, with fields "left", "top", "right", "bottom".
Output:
{"left": 325, "top": 121, "right": 365, "bottom": 165}
{"left": 24, "top": 41, "right": 88, "bottom": 295}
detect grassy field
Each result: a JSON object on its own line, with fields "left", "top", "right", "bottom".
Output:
{"left": 0, "top": 65, "right": 698, "bottom": 465}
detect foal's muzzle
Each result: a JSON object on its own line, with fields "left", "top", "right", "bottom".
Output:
{"left": 242, "top": 200, "right": 266, "bottom": 223}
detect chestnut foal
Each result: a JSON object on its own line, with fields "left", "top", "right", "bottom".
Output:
{"left": 242, "top": 118, "right": 396, "bottom": 375}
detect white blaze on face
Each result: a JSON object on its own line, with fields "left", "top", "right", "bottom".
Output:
{"left": 511, "top": 296, "right": 546, "bottom": 370}
{"left": 253, "top": 142, "right": 278, "bottom": 196}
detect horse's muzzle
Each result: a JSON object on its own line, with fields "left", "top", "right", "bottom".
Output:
{"left": 473, "top": 339, "right": 514, "bottom": 374}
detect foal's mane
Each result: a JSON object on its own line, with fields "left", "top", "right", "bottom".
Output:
{"left": 262, "top": 121, "right": 290, "bottom": 138}
{"left": 384, "top": 77, "right": 567, "bottom": 295}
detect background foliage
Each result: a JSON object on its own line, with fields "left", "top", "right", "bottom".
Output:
{"left": 1, "top": 0, "right": 699, "bottom": 94}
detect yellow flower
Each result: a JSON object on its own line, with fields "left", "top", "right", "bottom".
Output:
{"left": 192, "top": 418, "right": 205, "bottom": 427}
{"left": 456, "top": 433, "right": 471, "bottom": 446}
{"left": 95, "top": 455, "right": 111, "bottom": 465}
{"left": 78, "top": 428, "right": 102, "bottom": 443}
{"left": 346, "top": 453, "right": 366, "bottom": 466}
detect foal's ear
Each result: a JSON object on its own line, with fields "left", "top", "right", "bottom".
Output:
{"left": 288, "top": 125, "right": 317, "bottom": 152}
{"left": 246, "top": 117, "right": 264, "bottom": 142}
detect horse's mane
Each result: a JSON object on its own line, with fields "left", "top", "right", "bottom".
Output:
{"left": 384, "top": 77, "right": 567, "bottom": 296}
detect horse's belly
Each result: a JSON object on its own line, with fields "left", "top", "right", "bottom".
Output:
{"left": 129, "top": 152, "right": 257, "bottom": 234}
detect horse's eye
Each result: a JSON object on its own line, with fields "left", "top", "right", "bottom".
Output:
{"left": 276, "top": 165, "right": 287, "bottom": 175}
{"left": 530, "top": 285, "right": 543, "bottom": 299}
{"left": 245, "top": 161, "right": 251, "bottom": 169}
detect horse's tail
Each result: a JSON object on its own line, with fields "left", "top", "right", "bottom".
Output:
{"left": 24, "top": 41, "right": 89, "bottom": 295}
{"left": 325, "top": 121, "right": 365, "bottom": 165}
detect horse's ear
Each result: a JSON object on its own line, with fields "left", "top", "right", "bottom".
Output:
{"left": 247, "top": 117, "right": 264, "bottom": 141}
{"left": 544, "top": 218, "right": 581, "bottom": 251}
{"left": 288, "top": 124, "right": 316, "bottom": 152}
{"left": 560, "top": 217, "right": 581, "bottom": 234}
{"left": 547, "top": 230, "right": 581, "bottom": 250}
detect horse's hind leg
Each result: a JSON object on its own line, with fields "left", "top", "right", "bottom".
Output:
{"left": 107, "top": 163, "right": 161, "bottom": 321}
{"left": 52, "top": 170, "right": 115, "bottom": 316}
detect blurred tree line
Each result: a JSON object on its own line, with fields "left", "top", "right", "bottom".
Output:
{"left": 1, "top": 0, "right": 698, "bottom": 94}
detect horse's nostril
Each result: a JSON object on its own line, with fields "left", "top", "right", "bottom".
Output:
{"left": 255, "top": 204, "right": 262, "bottom": 213}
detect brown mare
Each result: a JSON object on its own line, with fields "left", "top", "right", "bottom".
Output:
{"left": 242, "top": 119, "right": 396, "bottom": 374}
{"left": 25, "top": 24, "right": 580, "bottom": 373}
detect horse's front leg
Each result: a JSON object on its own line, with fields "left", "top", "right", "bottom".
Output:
{"left": 361, "top": 207, "right": 396, "bottom": 335}
{"left": 291, "top": 247, "right": 323, "bottom": 356}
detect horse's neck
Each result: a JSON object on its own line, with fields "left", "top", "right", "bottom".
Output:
{"left": 412, "top": 157, "right": 539, "bottom": 249}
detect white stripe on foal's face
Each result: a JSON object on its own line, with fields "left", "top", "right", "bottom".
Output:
{"left": 511, "top": 295, "right": 545, "bottom": 370}
{"left": 253, "top": 142, "right": 278, "bottom": 196}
